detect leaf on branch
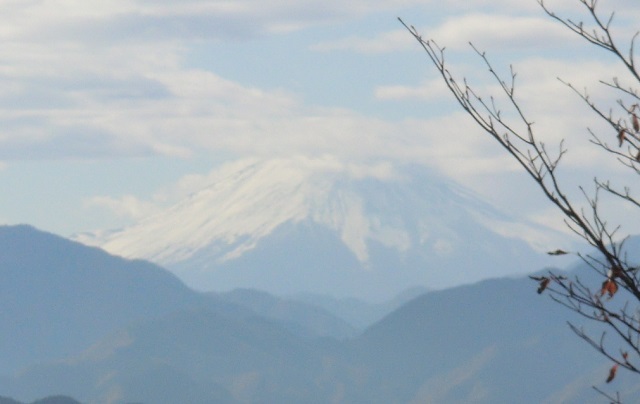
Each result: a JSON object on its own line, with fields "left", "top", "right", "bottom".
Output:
{"left": 617, "top": 129, "right": 626, "bottom": 147}
{"left": 606, "top": 363, "right": 619, "bottom": 383}
{"left": 529, "top": 276, "right": 551, "bottom": 294}
{"left": 633, "top": 113, "right": 640, "bottom": 133}
{"left": 547, "top": 249, "right": 569, "bottom": 256}
{"left": 636, "top": 149, "right": 640, "bottom": 162}
{"left": 600, "top": 279, "right": 618, "bottom": 299}
{"left": 607, "top": 266, "right": 624, "bottom": 280}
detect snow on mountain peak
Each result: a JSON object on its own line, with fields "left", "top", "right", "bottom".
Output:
{"left": 84, "top": 156, "right": 410, "bottom": 264}
{"left": 77, "top": 156, "right": 569, "bottom": 299}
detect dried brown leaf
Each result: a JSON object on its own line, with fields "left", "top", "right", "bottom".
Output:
{"left": 600, "top": 279, "right": 618, "bottom": 298}
{"left": 537, "top": 278, "right": 550, "bottom": 294}
{"left": 606, "top": 363, "right": 618, "bottom": 383}
{"left": 618, "top": 129, "right": 626, "bottom": 146}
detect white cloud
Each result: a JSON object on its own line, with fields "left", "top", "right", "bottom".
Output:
{"left": 377, "top": 48, "right": 637, "bottom": 173}
{"left": 0, "top": 0, "right": 634, "bottom": 165}
{"left": 2, "top": 0, "right": 640, "bottom": 242}
{"left": 127, "top": 153, "right": 394, "bottom": 190}
{"left": 1, "top": 0, "right": 435, "bottom": 46}
{"left": 85, "top": 194, "right": 163, "bottom": 220}
{"left": 375, "top": 78, "right": 451, "bottom": 101}
{"left": 368, "top": 43, "right": 640, "bottom": 234}
{"left": 81, "top": 155, "right": 407, "bottom": 236}
{"left": 312, "top": 30, "right": 414, "bottom": 54}
{"left": 313, "top": 13, "right": 577, "bottom": 55}
{"left": 425, "top": 13, "right": 575, "bottom": 51}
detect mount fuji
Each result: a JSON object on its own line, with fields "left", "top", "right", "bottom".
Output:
{"left": 77, "top": 156, "right": 568, "bottom": 301}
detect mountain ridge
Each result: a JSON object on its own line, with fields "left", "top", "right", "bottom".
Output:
{"left": 3, "top": 224, "right": 637, "bottom": 403}
{"left": 0, "top": 224, "right": 201, "bottom": 373}
{"left": 0, "top": 224, "right": 358, "bottom": 376}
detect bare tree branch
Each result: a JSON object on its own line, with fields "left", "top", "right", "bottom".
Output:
{"left": 400, "top": 0, "right": 640, "bottom": 397}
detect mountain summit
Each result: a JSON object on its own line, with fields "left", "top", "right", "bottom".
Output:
{"left": 78, "top": 156, "right": 565, "bottom": 300}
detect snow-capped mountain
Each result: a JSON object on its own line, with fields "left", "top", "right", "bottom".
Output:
{"left": 77, "top": 156, "right": 569, "bottom": 301}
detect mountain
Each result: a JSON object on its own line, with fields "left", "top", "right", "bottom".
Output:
{"left": 216, "top": 288, "right": 356, "bottom": 339}
{"left": 9, "top": 223, "right": 636, "bottom": 402}
{"left": 7, "top": 266, "right": 636, "bottom": 403}
{"left": 346, "top": 276, "right": 600, "bottom": 403}
{"left": 0, "top": 224, "right": 207, "bottom": 374}
{"left": 0, "top": 396, "right": 80, "bottom": 404}
{"left": 5, "top": 308, "right": 348, "bottom": 404}
{"left": 290, "top": 286, "right": 430, "bottom": 330}
{"left": 0, "top": 397, "right": 23, "bottom": 404}
{"left": 0, "top": 225, "right": 361, "bottom": 377}
{"left": 76, "top": 156, "right": 568, "bottom": 301}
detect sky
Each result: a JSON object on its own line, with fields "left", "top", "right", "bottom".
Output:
{"left": 1, "top": 0, "right": 640, "bottom": 241}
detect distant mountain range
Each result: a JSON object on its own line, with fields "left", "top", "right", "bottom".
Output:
{"left": 76, "top": 157, "right": 569, "bottom": 301}
{"left": 0, "top": 395, "right": 80, "bottom": 404}
{"left": 0, "top": 225, "right": 367, "bottom": 375}
{"left": 2, "top": 225, "right": 637, "bottom": 403}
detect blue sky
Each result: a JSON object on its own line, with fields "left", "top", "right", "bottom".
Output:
{"left": 1, "top": 0, "right": 639, "bottom": 238}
